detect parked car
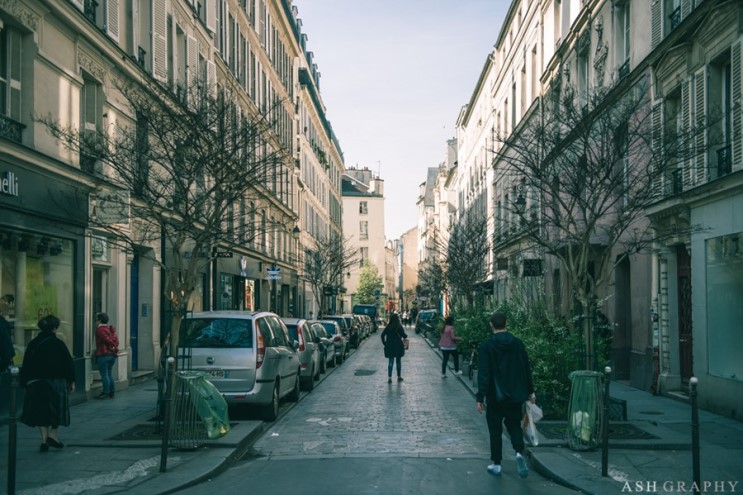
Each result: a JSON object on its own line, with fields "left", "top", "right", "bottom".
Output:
{"left": 179, "top": 310, "right": 300, "bottom": 421}
{"left": 353, "top": 303, "right": 379, "bottom": 333}
{"left": 308, "top": 321, "right": 336, "bottom": 371}
{"left": 323, "top": 315, "right": 359, "bottom": 349}
{"left": 282, "top": 318, "right": 321, "bottom": 391}
{"left": 318, "top": 319, "right": 348, "bottom": 365}
{"left": 358, "top": 314, "right": 372, "bottom": 340}
{"left": 352, "top": 314, "right": 367, "bottom": 341}
{"left": 415, "top": 309, "right": 440, "bottom": 336}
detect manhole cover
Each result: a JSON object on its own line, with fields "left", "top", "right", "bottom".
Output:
{"left": 538, "top": 422, "right": 659, "bottom": 440}
{"left": 354, "top": 369, "right": 377, "bottom": 376}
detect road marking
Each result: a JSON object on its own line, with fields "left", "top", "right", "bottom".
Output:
{"left": 18, "top": 455, "right": 169, "bottom": 495}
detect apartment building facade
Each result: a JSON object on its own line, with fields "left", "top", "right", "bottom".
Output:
{"left": 0, "top": 0, "right": 340, "bottom": 405}
{"left": 449, "top": 0, "right": 741, "bottom": 416}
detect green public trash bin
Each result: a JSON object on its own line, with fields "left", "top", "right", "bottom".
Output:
{"left": 566, "top": 370, "right": 604, "bottom": 451}
{"left": 170, "top": 371, "right": 230, "bottom": 450}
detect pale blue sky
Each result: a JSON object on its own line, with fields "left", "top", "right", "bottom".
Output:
{"left": 292, "top": 0, "right": 509, "bottom": 240}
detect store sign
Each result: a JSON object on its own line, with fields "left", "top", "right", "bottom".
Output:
{"left": 0, "top": 171, "right": 19, "bottom": 196}
{"left": 266, "top": 265, "right": 281, "bottom": 280}
{"left": 93, "top": 191, "right": 130, "bottom": 225}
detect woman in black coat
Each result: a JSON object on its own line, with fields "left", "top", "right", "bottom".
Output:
{"left": 381, "top": 313, "right": 408, "bottom": 383}
{"left": 20, "top": 315, "right": 75, "bottom": 452}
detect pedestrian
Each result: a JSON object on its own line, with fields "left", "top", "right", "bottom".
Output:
{"left": 381, "top": 312, "right": 408, "bottom": 384}
{"left": 438, "top": 315, "right": 462, "bottom": 378}
{"left": 0, "top": 296, "right": 15, "bottom": 371}
{"left": 19, "top": 315, "right": 75, "bottom": 452}
{"left": 94, "top": 312, "right": 119, "bottom": 399}
{"left": 475, "top": 311, "right": 535, "bottom": 479}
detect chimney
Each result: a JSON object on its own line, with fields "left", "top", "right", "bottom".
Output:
{"left": 370, "top": 178, "right": 384, "bottom": 196}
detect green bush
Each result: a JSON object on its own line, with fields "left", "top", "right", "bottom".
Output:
{"left": 450, "top": 301, "right": 581, "bottom": 420}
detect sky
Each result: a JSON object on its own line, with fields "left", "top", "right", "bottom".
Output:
{"left": 292, "top": 0, "right": 509, "bottom": 240}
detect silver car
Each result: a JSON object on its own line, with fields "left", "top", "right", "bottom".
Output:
{"left": 180, "top": 311, "right": 300, "bottom": 421}
{"left": 308, "top": 321, "right": 337, "bottom": 371}
{"left": 282, "top": 318, "right": 321, "bottom": 391}
{"left": 318, "top": 320, "right": 348, "bottom": 365}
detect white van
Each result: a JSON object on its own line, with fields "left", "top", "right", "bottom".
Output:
{"left": 180, "top": 311, "right": 300, "bottom": 420}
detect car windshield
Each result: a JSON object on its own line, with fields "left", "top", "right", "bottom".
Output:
{"left": 180, "top": 318, "right": 253, "bottom": 348}
{"left": 284, "top": 324, "right": 299, "bottom": 341}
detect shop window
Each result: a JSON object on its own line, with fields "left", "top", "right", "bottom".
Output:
{"left": 706, "top": 233, "right": 743, "bottom": 381}
{"left": 0, "top": 230, "right": 75, "bottom": 360}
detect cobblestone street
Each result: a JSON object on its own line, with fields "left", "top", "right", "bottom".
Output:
{"left": 252, "top": 328, "right": 490, "bottom": 459}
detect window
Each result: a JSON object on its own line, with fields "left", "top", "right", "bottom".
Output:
{"left": 81, "top": 77, "right": 103, "bottom": 174}
{"left": 663, "top": 87, "right": 684, "bottom": 193}
{"left": 360, "top": 247, "right": 369, "bottom": 265}
{"left": 359, "top": 201, "right": 368, "bottom": 215}
{"left": 706, "top": 233, "right": 743, "bottom": 381}
{"left": 578, "top": 51, "right": 589, "bottom": 108}
{"left": 359, "top": 221, "right": 368, "bottom": 240}
{"left": 666, "top": 0, "right": 681, "bottom": 33}
{"left": 0, "top": 25, "right": 22, "bottom": 122}
{"left": 616, "top": 1, "right": 630, "bottom": 76}
{"left": 709, "top": 51, "right": 733, "bottom": 178}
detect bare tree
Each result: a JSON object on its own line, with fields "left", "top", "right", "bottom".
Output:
{"left": 446, "top": 210, "right": 491, "bottom": 308}
{"left": 39, "top": 76, "right": 294, "bottom": 358}
{"left": 303, "top": 232, "right": 356, "bottom": 315}
{"left": 417, "top": 256, "right": 445, "bottom": 310}
{"left": 492, "top": 78, "right": 697, "bottom": 369}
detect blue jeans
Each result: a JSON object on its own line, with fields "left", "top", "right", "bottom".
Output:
{"left": 387, "top": 357, "right": 402, "bottom": 377}
{"left": 97, "top": 355, "right": 116, "bottom": 396}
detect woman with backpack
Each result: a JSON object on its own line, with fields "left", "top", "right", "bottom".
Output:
{"left": 94, "top": 312, "right": 119, "bottom": 399}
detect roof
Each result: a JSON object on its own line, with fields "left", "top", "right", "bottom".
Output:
{"left": 342, "top": 175, "right": 382, "bottom": 197}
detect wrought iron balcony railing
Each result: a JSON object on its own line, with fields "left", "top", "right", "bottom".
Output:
{"left": 84, "top": 0, "right": 98, "bottom": 23}
{"left": 669, "top": 7, "right": 681, "bottom": 31}
{"left": 0, "top": 114, "right": 25, "bottom": 144}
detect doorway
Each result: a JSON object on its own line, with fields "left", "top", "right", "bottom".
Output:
{"left": 676, "top": 245, "right": 693, "bottom": 382}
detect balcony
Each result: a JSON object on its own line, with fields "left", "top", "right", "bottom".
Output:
{"left": 669, "top": 7, "right": 681, "bottom": 31}
{"left": 0, "top": 114, "right": 25, "bottom": 144}
{"left": 669, "top": 168, "right": 683, "bottom": 195}
{"left": 716, "top": 146, "right": 732, "bottom": 178}
{"left": 137, "top": 47, "right": 147, "bottom": 69}
{"left": 84, "top": 0, "right": 98, "bottom": 23}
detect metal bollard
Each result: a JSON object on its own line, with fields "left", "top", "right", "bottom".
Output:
{"left": 601, "top": 366, "right": 611, "bottom": 477}
{"left": 7, "top": 366, "right": 20, "bottom": 495}
{"left": 159, "top": 357, "right": 176, "bottom": 473}
{"left": 690, "top": 377, "right": 700, "bottom": 493}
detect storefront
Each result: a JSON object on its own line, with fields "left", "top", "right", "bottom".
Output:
{"left": 0, "top": 162, "right": 88, "bottom": 406}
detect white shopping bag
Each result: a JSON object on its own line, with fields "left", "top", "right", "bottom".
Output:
{"left": 522, "top": 401, "right": 543, "bottom": 446}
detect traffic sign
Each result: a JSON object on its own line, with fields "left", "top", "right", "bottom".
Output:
{"left": 214, "top": 252, "right": 233, "bottom": 258}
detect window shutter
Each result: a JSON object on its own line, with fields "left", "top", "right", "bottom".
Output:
{"left": 207, "top": 59, "right": 217, "bottom": 98}
{"left": 732, "top": 40, "right": 742, "bottom": 169}
{"left": 681, "top": 77, "right": 691, "bottom": 186}
{"left": 651, "top": 1, "right": 662, "bottom": 49}
{"left": 693, "top": 67, "right": 707, "bottom": 184}
{"left": 186, "top": 35, "right": 198, "bottom": 106}
{"left": 651, "top": 100, "right": 663, "bottom": 196}
{"left": 206, "top": 0, "right": 217, "bottom": 32}
{"left": 70, "top": 0, "right": 84, "bottom": 11}
{"left": 152, "top": 0, "right": 168, "bottom": 82}
{"left": 106, "top": 0, "right": 120, "bottom": 42}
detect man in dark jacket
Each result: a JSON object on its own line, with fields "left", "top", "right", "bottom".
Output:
{"left": 476, "top": 312, "right": 535, "bottom": 479}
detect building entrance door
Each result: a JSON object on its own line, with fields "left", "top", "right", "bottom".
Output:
{"left": 676, "top": 245, "right": 693, "bottom": 382}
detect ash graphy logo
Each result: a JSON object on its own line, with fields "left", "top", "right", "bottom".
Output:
{"left": 622, "top": 481, "right": 738, "bottom": 493}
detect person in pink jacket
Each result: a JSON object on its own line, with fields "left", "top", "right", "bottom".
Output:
{"left": 438, "top": 315, "right": 462, "bottom": 378}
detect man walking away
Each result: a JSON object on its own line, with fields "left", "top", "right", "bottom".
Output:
{"left": 475, "top": 312, "right": 535, "bottom": 479}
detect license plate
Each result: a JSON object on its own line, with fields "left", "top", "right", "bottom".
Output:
{"left": 207, "top": 370, "right": 227, "bottom": 379}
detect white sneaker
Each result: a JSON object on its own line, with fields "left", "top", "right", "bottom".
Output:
{"left": 441, "top": 374, "right": 447, "bottom": 379}
{"left": 487, "top": 464, "right": 502, "bottom": 476}
{"left": 516, "top": 453, "right": 529, "bottom": 478}
{"left": 454, "top": 370, "right": 463, "bottom": 375}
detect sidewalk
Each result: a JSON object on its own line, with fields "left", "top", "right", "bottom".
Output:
{"left": 0, "top": 379, "right": 266, "bottom": 494}
{"left": 423, "top": 333, "right": 743, "bottom": 495}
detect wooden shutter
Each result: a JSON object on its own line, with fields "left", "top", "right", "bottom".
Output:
{"left": 651, "top": 0, "right": 662, "bottom": 49}
{"left": 186, "top": 35, "right": 198, "bottom": 106}
{"left": 206, "top": 0, "right": 217, "bottom": 32}
{"left": 680, "top": 78, "right": 691, "bottom": 185}
{"left": 70, "top": 0, "right": 84, "bottom": 11}
{"left": 207, "top": 59, "right": 216, "bottom": 98}
{"left": 693, "top": 67, "right": 707, "bottom": 184}
{"left": 651, "top": 100, "right": 664, "bottom": 196}
{"left": 152, "top": 0, "right": 168, "bottom": 82}
{"left": 681, "top": 0, "right": 691, "bottom": 20}
{"left": 732, "top": 40, "right": 742, "bottom": 169}
{"left": 106, "top": 0, "right": 120, "bottom": 42}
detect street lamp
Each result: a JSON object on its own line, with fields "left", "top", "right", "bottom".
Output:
{"left": 513, "top": 194, "right": 526, "bottom": 215}
{"left": 292, "top": 225, "right": 301, "bottom": 239}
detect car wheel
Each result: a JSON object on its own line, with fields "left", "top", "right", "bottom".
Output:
{"left": 261, "top": 382, "right": 280, "bottom": 421}
{"left": 287, "top": 371, "right": 300, "bottom": 402}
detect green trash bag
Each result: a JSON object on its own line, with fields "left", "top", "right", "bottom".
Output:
{"left": 566, "top": 370, "right": 603, "bottom": 451}
{"left": 181, "top": 372, "right": 231, "bottom": 439}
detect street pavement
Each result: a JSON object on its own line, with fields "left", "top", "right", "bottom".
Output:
{"left": 0, "top": 325, "right": 741, "bottom": 494}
